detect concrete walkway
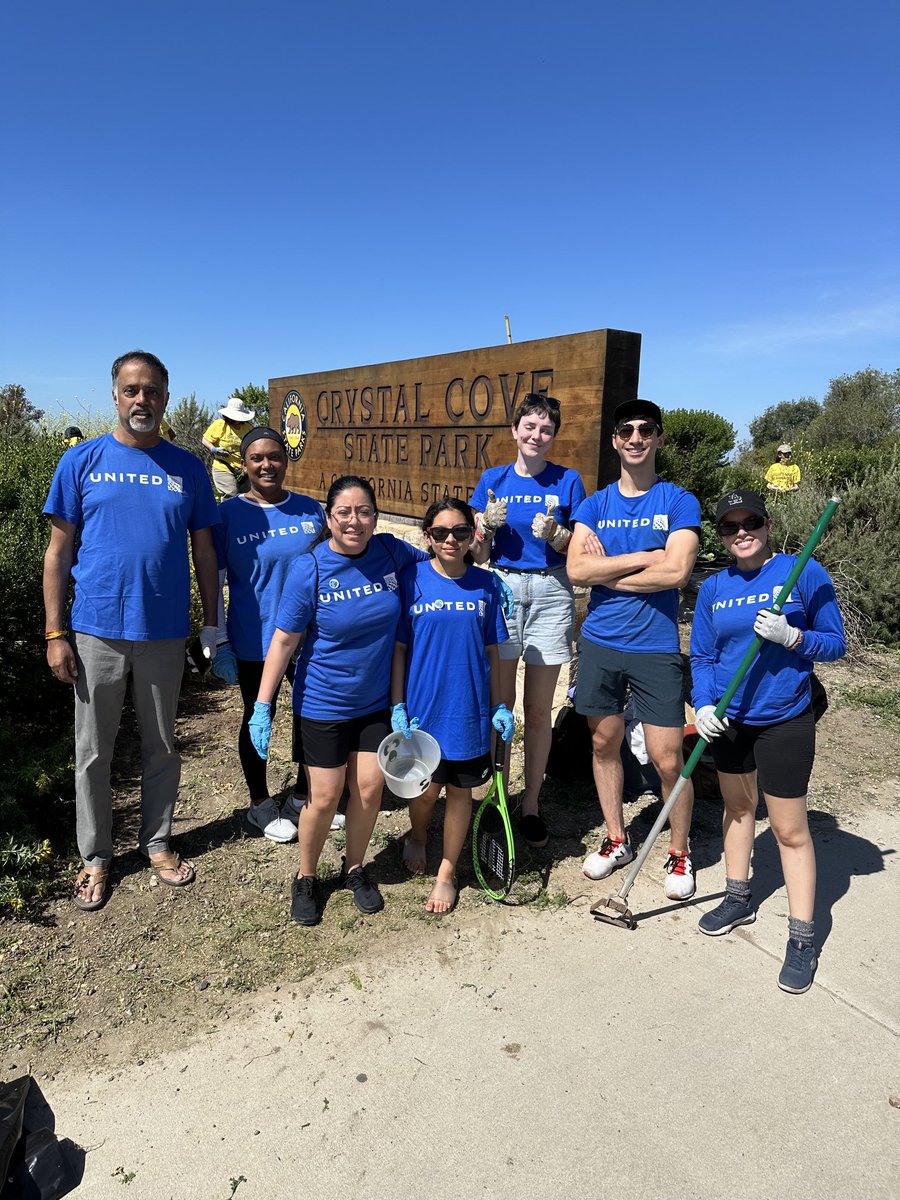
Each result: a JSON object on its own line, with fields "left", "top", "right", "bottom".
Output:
{"left": 35, "top": 807, "right": 900, "bottom": 1199}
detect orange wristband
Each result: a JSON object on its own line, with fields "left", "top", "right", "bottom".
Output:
{"left": 45, "top": 630, "right": 69, "bottom": 640}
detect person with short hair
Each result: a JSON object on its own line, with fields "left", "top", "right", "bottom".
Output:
{"left": 690, "top": 489, "right": 845, "bottom": 993}
{"left": 471, "top": 393, "right": 585, "bottom": 848}
{"left": 202, "top": 396, "right": 255, "bottom": 498}
{"left": 249, "top": 475, "right": 428, "bottom": 926}
{"left": 567, "top": 399, "right": 700, "bottom": 900}
{"left": 765, "top": 444, "right": 801, "bottom": 492}
{"left": 43, "top": 350, "right": 220, "bottom": 909}
{"left": 391, "top": 498, "right": 513, "bottom": 914}
{"left": 210, "top": 427, "right": 326, "bottom": 842}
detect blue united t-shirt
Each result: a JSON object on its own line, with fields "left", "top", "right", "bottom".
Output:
{"left": 214, "top": 492, "right": 325, "bottom": 660}
{"left": 276, "top": 533, "right": 427, "bottom": 720}
{"left": 690, "top": 554, "right": 846, "bottom": 725}
{"left": 471, "top": 462, "right": 586, "bottom": 569}
{"left": 43, "top": 434, "right": 219, "bottom": 640}
{"left": 573, "top": 479, "right": 701, "bottom": 652}
{"left": 396, "top": 561, "right": 509, "bottom": 761}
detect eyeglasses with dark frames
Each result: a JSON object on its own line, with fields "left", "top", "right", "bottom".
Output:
{"left": 615, "top": 422, "right": 659, "bottom": 440}
{"left": 426, "top": 524, "right": 474, "bottom": 543}
{"left": 718, "top": 515, "right": 767, "bottom": 536}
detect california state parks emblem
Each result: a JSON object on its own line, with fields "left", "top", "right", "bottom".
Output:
{"left": 281, "top": 391, "right": 307, "bottom": 461}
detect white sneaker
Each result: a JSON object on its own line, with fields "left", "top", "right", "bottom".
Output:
{"left": 663, "top": 851, "right": 696, "bottom": 901}
{"left": 247, "top": 797, "right": 297, "bottom": 843}
{"left": 583, "top": 836, "right": 633, "bottom": 880}
{"left": 283, "top": 793, "right": 345, "bottom": 832}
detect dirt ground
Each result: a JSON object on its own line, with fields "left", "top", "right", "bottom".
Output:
{"left": 2, "top": 649, "right": 898, "bottom": 1084}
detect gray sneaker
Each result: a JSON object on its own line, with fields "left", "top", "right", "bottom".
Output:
{"left": 777, "top": 940, "right": 817, "bottom": 994}
{"left": 698, "top": 894, "right": 756, "bottom": 936}
{"left": 247, "top": 797, "right": 297, "bottom": 843}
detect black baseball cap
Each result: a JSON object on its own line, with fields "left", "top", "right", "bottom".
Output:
{"left": 613, "top": 399, "right": 663, "bottom": 430}
{"left": 715, "top": 489, "right": 769, "bottom": 526}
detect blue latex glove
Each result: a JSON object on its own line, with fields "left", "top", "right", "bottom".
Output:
{"left": 248, "top": 701, "right": 272, "bottom": 760}
{"left": 491, "top": 703, "right": 515, "bottom": 743}
{"left": 211, "top": 642, "right": 238, "bottom": 685}
{"left": 496, "top": 576, "right": 515, "bottom": 621}
{"left": 390, "top": 702, "right": 420, "bottom": 740}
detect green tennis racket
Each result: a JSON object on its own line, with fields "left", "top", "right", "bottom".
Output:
{"left": 472, "top": 738, "right": 515, "bottom": 900}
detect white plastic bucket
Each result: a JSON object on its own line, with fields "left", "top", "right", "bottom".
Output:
{"left": 377, "top": 729, "right": 442, "bottom": 798}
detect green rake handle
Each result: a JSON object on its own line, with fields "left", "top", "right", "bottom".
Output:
{"left": 611, "top": 495, "right": 841, "bottom": 905}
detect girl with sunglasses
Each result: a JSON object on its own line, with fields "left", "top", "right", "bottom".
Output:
{"left": 391, "top": 499, "right": 513, "bottom": 914}
{"left": 690, "top": 489, "right": 845, "bottom": 993}
{"left": 470, "top": 394, "right": 586, "bottom": 848}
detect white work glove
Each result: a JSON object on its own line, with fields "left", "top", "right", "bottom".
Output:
{"left": 477, "top": 489, "right": 508, "bottom": 538}
{"left": 753, "top": 608, "right": 802, "bottom": 649}
{"left": 198, "top": 625, "right": 219, "bottom": 663}
{"left": 531, "top": 497, "right": 572, "bottom": 553}
{"left": 695, "top": 705, "right": 729, "bottom": 743}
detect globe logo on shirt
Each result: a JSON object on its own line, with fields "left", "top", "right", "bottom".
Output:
{"left": 433, "top": 599, "right": 444, "bottom": 610}
{"left": 328, "top": 578, "right": 340, "bottom": 590}
{"left": 281, "top": 391, "right": 308, "bottom": 462}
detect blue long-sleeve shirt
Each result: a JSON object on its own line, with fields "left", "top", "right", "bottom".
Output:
{"left": 690, "top": 554, "right": 845, "bottom": 726}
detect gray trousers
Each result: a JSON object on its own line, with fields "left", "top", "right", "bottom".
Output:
{"left": 71, "top": 632, "right": 185, "bottom": 867}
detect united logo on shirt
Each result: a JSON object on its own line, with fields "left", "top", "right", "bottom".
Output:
{"left": 652, "top": 513, "right": 669, "bottom": 531}
{"left": 301, "top": 521, "right": 316, "bottom": 534}
{"left": 384, "top": 572, "right": 398, "bottom": 592}
{"left": 168, "top": 475, "right": 183, "bottom": 494}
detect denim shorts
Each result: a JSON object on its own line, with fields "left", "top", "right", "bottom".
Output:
{"left": 493, "top": 565, "right": 575, "bottom": 665}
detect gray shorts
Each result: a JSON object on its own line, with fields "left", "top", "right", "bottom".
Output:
{"left": 493, "top": 565, "right": 575, "bottom": 665}
{"left": 575, "top": 638, "right": 687, "bottom": 728}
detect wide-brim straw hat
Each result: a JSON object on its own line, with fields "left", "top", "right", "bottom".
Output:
{"left": 219, "top": 397, "right": 254, "bottom": 422}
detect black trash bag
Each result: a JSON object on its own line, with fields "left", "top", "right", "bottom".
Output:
{"left": 546, "top": 704, "right": 593, "bottom": 783}
{"left": 0, "top": 1077, "right": 29, "bottom": 1190}
{"left": 7, "top": 1127, "right": 75, "bottom": 1200}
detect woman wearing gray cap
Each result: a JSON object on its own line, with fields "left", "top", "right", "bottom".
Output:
{"left": 690, "top": 488, "right": 845, "bottom": 993}
{"left": 203, "top": 395, "right": 255, "bottom": 499}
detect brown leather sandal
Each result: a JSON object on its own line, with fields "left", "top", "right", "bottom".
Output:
{"left": 145, "top": 850, "right": 195, "bottom": 887}
{"left": 73, "top": 867, "right": 110, "bottom": 912}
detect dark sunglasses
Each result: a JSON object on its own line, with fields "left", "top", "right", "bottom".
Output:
{"left": 615, "top": 422, "right": 659, "bottom": 439}
{"left": 523, "top": 392, "right": 560, "bottom": 410}
{"left": 426, "top": 524, "right": 473, "bottom": 542}
{"left": 718, "top": 515, "right": 767, "bottom": 536}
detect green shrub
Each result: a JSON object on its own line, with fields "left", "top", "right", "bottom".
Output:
{"left": 767, "top": 451, "right": 900, "bottom": 647}
{"left": 657, "top": 408, "right": 735, "bottom": 514}
{"left": 0, "top": 431, "right": 77, "bottom": 912}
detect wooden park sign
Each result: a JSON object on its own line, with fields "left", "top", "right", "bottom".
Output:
{"left": 269, "top": 328, "right": 641, "bottom": 518}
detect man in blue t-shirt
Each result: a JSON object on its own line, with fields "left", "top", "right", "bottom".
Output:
{"left": 43, "top": 350, "right": 220, "bottom": 911}
{"left": 567, "top": 399, "right": 700, "bottom": 901}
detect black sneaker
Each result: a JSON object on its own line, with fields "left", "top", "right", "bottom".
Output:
{"left": 777, "top": 939, "right": 817, "bottom": 994}
{"left": 291, "top": 874, "right": 322, "bottom": 926}
{"left": 520, "top": 812, "right": 549, "bottom": 849}
{"left": 341, "top": 861, "right": 384, "bottom": 914}
{"left": 698, "top": 894, "right": 756, "bottom": 936}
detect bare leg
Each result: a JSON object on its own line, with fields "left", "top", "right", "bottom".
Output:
{"left": 298, "top": 765, "right": 344, "bottom": 876}
{"left": 519, "top": 663, "right": 562, "bottom": 818}
{"left": 587, "top": 714, "right": 627, "bottom": 840}
{"left": 717, "top": 771, "right": 758, "bottom": 880}
{"left": 766, "top": 793, "right": 815, "bottom": 921}
{"left": 426, "top": 784, "right": 472, "bottom": 913}
{"left": 643, "top": 723, "right": 694, "bottom": 853}
{"left": 343, "top": 751, "right": 385, "bottom": 871}
{"left": 404, "top": 782, "right": 440, "bottom": 874}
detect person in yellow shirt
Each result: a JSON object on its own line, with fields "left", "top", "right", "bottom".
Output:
{"left": 202, "top": 396, "right": 255, "bottom": 499}
{"left": 765, "top": 444, "right": 801, "bottom": 493}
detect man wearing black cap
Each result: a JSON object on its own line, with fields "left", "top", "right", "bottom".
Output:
{"left": 567, "top": 399, "right": 701, "bottom": 900}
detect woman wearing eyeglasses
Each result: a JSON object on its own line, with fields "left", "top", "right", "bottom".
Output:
{"left": 690, "top": 489, "right": 845, "bottom": 994}
{"left": 249, "top": 475, "right": 428, "bottom": 926}
{"left": 471, "top": 394, "right": 586, "bottom": 848}
{"left": 390, "top": 499, "right": 513, "bottom": 914}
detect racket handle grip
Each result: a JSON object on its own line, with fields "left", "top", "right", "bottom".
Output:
{"left": 493, "top": 738, "right": 508, "bottom": 774}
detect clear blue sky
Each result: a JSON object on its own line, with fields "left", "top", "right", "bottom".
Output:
{"left": 3, "top": 0, "right": 897, "bottom": 441}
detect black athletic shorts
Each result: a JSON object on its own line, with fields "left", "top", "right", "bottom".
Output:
{"left": 575, "top": 638, "right": 688, "bottom": 727}
{"left": 295, "top": 708, "right": 391, "bottom": 770}
{"left": 430, "top": 752, "right": 492, "bottom": 790}
{"left": 711, "top": 705, "right": 815, "bottom": 798}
